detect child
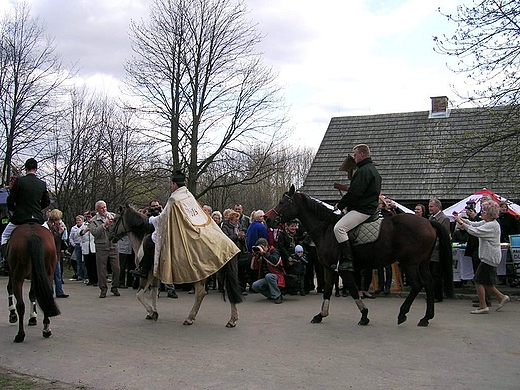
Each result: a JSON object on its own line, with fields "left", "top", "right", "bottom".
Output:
{"left": 286, "top": 245, "right": 308, "bottom": 296}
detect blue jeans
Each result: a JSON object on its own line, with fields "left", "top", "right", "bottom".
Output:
{"left": 53, "top": 261, "right": 65, "bottom": 296}
{"left": 252, "top": 273, "right": 281, "bottom": 299}
{"left": 73, "top": 245, "right": 86, "bottom": 280}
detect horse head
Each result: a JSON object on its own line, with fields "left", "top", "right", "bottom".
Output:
{"left": 338, "top": 154, "right": 357, "bottom": 180}
{"left": 109, "top": 204, "right": 130, "bottom": 243}
{"left": 265, "top": 185, "right": 298, "bottom": 228}
{"left": 111, "top": 204, "right": 153, "bottom": 243}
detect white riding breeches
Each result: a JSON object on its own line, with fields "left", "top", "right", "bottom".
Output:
{"left": 333, "top": 210, "right": 370, "bottom": 243}
{"left": 1, "top": 222, "right": 17, "bottom": 245}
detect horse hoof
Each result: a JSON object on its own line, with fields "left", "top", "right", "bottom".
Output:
{"left": 146, "top": 315, "right": 153, "bottom": 320}
{"left": 9, "top": 314, "right": 18, "bottom": 324}
{"left": 417, "top": 319, "right": 429, "bottom": 327}
{"left": 43, "top": 330, "right": 52, "bottom": 338}
{"left": 311, "top": 314, "right": 323, "bottom": 323}
{"left": 397, "top": 315, "right": 407, "bottom": 325}
{"left": 28, "top": 318, "right": 37, "bottom": 326}
{"left": 358, "top": 318, "right": 370, "bottom": 326}
{"left": 225, "top": 322, "right": 236, "bottom": 328}
{"left": 151, "top": 312, "right": 159, "bottom": 321}
{"left": 183, "top": 319, "right": 194, "bottom": 325}
{"left": 14, "top": 334, "right": 25, "bottom": 343}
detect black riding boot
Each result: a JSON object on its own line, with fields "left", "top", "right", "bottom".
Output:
{"left": 0, "top": 244, "right": 9, "bottom": 273}
{"left": 337, "top": 241, "right": 354, "bottom": 272}
{"left": 130, "top": 235, "right": 154, "bottom": 279}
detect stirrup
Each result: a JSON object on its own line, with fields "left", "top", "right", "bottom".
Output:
{"left": 337, "top": 261, "right": 354, "bottom": 272}
{"left": 131, "top": 268, "right": 148, "bottom": 278}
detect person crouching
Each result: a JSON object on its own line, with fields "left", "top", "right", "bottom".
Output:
{"left": 250, "top": 238, "right": 285, "bottom": 304}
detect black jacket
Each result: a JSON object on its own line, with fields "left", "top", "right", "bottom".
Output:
{"left": 337, "top": 157, "right": 381, "bottom": 215}
{"left": 7, "top": 173, "right": 50, "bottom": 225}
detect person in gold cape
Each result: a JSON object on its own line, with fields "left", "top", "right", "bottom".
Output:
{"left": 152, "top": 170, "right": 240, "bottom": 285}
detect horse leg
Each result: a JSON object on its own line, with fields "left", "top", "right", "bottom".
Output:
{"left": 312, "top": 268, "right": 334, "bottom": 323}
{"left": 183, "top": 280, "right": 207, "bottom": 325}
{"left": 418, "top": 264, "right": 435, "bottom": 327}
{"left": 226, "top": 302, "right": 239, "bottom": 328}
{"left": 42, "top": 315, "right": 52, "bottom": 338}
{"left": 149, "top": 277, "right": 159, "bottom": 321}
{"left": 28, "top": 286, "right": 38, "bottom": 326}
{"left": 397, "top": 266, "right": 423, "bottom": 325}
{"left": 343, "top": 270, "right": 369, "bottom": 326}
{"left": 7, "top": 277, "right": 17, "bottom": 324}
{"left": 13, "top": 281, "right": 26, "bottom": 343}
{"left": 136, "top": 278, "right": 158, "bottom": 321}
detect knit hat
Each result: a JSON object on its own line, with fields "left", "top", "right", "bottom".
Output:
{"left": 295, "top": 245, "right": 304, "bottom": 253}
{"left": 171, "top": 170, "right": 186, "bottom": 186}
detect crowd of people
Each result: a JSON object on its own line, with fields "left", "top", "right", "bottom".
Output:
{"left": 0, "top": 153, "right": 518, "bottom": 315}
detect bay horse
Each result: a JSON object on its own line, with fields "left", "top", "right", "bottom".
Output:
{"left": 6, "top": 224, "right": 61, "bottom": 342}
{"left": 265, "top": 185, "right": 453, "bottom": 327}
{"left": 110, "top": 204, "right": 243, "bottom": 327}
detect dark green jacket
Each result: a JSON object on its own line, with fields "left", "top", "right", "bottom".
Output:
{"left": 337, "top": 157, "right": 381, "bottom": 215}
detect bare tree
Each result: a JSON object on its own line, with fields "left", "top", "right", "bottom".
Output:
{"left": 198, "top": 144, "right": 316, "bottom": 214}
{"left": 435, "top": 0, "right": 520, "bottom": 107}
{"left": 124, "top": 0, "right": 288, "bottom": 197}
{"left": 0, "top": 2, "right": 72, "bottom": 186}
{"left": 433, "top": 0, "right": 520, "bottom": 183}
{"left": 43, "top": 87, "right": 160, "bottom": 225}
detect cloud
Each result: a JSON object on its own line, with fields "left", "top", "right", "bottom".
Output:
{"left": 0, "top": 0, "right": 469, "bottom": 148}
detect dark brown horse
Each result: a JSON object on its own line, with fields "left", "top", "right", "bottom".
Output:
{"left": 6, "top": 224, "right": 61, "bottom": 342}
{"left": 265, "top": 185, "right": 453, "bottom": 327}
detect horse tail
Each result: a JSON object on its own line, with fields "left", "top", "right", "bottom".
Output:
{"left": 430, "top": 220, "right": 455, "bottom": 299}
{"left": 217, "top": 255, "right": 244, "bottom": 305}
{"left": 28, "top": 235, "right": 61, "bottom": 318}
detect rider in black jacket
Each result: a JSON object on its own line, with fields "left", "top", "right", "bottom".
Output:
{"left": 1, "top": 158, "right": 50, "bottom": 259}
{"left": 333, "top": 144, "right": 381, "bottom": 271}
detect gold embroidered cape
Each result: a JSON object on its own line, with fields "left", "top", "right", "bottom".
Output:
{"left": 153, "top": 186, "right": 239, "bottom": 284}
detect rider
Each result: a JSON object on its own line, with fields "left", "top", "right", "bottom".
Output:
{"left": 333, "top": 144, "right": 381, "bottom": 271}
{"left": 1, "top": 158, "right": 51, "bottom": 260}
{"left": 130, "top": 173, "right": 184, "bottom": 279}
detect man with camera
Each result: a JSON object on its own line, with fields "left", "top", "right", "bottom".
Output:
{"left": 147, "top": 201, "right": 163, "bottom": 218}
{"left": 250, "top": 238, "right": 286, "bottom": 304}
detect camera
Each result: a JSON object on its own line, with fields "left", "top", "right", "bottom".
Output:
{"left": 147, "top": 205, "right": 162, "bottom": 217}
{"left": 252, "top": 246, "right": 262, "bottom": 253}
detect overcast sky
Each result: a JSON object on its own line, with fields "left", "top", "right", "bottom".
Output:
{"left": 0, "top": 0, "right": 469, "bottom": 147}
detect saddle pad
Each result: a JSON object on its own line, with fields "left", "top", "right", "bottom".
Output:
{"left": 353, "top": 218, "right": 382, "bottom": 245}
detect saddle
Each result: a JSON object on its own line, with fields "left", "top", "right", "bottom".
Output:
{"left": 348, "top": 211, "right": 383, "bottom": 246}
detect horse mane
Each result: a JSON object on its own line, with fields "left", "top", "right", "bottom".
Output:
{"left": 297, "top": 192, "right": 340, "bottom": 224}
{"left": 124, "top": 206, "right": 152, "bottom": 238}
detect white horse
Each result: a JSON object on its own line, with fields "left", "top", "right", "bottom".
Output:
{"left": 110, "top": 205, "right": 242, "bottom": 327}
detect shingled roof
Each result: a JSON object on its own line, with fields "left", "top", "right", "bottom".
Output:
{"left": 301, "top": 97, "right": 520, "bottom": 209}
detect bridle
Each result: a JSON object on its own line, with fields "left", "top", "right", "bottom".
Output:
{"left": 110, "top": 209, "right": 130, "bottom": 242}
{"left": 265, "top": 192, "right": 293, "bottom": 225}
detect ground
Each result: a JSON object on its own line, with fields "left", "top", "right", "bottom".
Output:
{"left": 0, "top": 366, "right": 90, "bottom": 389}
{"left": 0, "top": 275, "right": 519, "bottom": 390}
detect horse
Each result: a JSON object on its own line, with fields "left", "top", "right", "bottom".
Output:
{"left": 6, "top": 224, "right": 61, "bottom": 342}
{"left": 265, "top": 185, "right": 453, "bottom": 327}
{"left": 110, "top": 204, "right": 243, "bottom": 327}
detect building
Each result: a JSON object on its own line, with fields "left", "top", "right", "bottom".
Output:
{"left": 301, "top": 96, "right": 520, "bottom": 209}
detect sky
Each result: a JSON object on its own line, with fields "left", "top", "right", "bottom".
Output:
{"left": 0, "top": 0, "right": 470, "bottom": 148}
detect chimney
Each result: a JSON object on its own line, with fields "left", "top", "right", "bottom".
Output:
{"left": 429, "top": 96, "right": 450, "bottom": 118}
